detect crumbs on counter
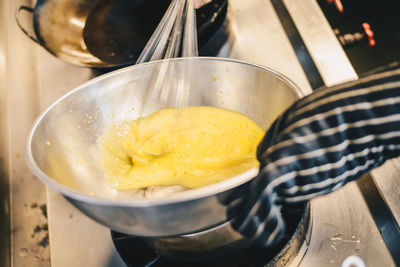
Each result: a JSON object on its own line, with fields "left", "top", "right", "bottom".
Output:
{"left": 22, "top": 202, "right": 51, "bottom": 259}
{"left": 30, "top": 203, "right": 47, "bottom": 218}
{"left": 40, "top": 204, "right": 47, "bottom": 218}
{"left": 38, "top": 234, "right": 49, "bottom": 248}
{"left": 32, "top": 223, "right": 49, "bottom": 249}
{"left": 33, "top": 223, "right": 48, "bottom": 234}
{"left": 31, "top": 223, "right": 49, "bottom": 239}
{"left": 34, "top": 225, "right": 41, "bottom": 233}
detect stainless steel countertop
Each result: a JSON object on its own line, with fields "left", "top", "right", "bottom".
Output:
{"left": 284, "top": 0, "right": 357, "bottom": 87}
{"left": 1, "top": 0, "right": 50, "bottom": 266}
{"left": 1, "top": 0, "right": 398, "bottom": 266}
{"left": 372, "top": 160, "right": 400, "bottom": 228}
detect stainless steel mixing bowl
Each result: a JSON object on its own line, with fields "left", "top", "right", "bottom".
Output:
{"left": 26, "top": 57, "right": 303, "bottom": 237}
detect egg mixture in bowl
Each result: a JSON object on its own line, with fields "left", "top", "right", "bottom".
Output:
{"left": 100, "top": 106, "right": 264, "bottom": 194}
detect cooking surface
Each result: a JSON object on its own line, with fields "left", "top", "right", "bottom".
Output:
{"left": 2, "top": 0, "right": 399, "bottom": 266}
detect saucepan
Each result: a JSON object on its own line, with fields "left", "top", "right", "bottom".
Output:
{"left": 26, "top": 57, "right": 304, "bottom": 238}
{"left": 16, "top": 0, "right": 230, "bottom": 68}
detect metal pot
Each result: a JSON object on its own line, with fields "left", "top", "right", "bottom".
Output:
{"left": 26, "top": 57, "right": 303, "bottom": 237}
{"left": 16, "top": 0, "right": 230, "bottom": 68}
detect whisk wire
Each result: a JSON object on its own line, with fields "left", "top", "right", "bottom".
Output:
{"left": 137, "top": 0, "right": 199, "bottom": 114}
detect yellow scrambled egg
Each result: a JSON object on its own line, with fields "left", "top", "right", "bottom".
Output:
{"left": 99, "top": 106, "right": 264, "bottom": 189}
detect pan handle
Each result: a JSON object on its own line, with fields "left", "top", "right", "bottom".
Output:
{"left": 15, "top": 6, "right": 41, "bottom": 45}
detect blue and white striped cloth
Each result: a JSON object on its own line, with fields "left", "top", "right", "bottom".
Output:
{"left": 228, "top": 68, "right": 400, "bottom": 247}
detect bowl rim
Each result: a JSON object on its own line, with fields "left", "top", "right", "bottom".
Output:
{"left": 25, "top": 56, "right": 304, "bottom": 207}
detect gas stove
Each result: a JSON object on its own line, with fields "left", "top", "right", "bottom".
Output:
{"left": 4, "top": 0, "right": 400, "bottom": 266}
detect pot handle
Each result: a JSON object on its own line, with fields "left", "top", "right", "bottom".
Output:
{"left": 15, "top": 6, "right": 41, "bottom": 45}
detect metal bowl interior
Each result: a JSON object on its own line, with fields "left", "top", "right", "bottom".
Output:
{"left": 26, "top": 57, "right": 303, "bottom": 236}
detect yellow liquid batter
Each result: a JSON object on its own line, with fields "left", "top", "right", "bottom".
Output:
{"left": 99, "top": 106, "right": 264, "bottom": 190}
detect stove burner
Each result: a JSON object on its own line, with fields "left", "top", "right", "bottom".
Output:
{"left": 111, "top": 202, "right": 310, "bottom": 267}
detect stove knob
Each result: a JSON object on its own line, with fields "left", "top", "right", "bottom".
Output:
{"left": 327, "top": 0, "right": 344, "bottom": 13}
{"left": 342, "top": 255, "right": 365, "bottom": 267}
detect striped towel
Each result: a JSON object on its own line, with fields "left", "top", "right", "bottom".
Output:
{"left": 228, "top": 68, "right": 400, "bottom": 247}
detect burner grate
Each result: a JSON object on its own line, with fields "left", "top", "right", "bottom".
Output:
{"left": 111, "top": 203, "right": 310, "bottom": 267}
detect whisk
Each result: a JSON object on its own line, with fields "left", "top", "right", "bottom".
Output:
{"left": 137, "top": 0, "right": 199, "bottom": 114}
{"left": 136, "top": 0, "right": 198, "bottom": 63}
{"left": 130, "top": 0, "right": 200, "bottom": 162}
